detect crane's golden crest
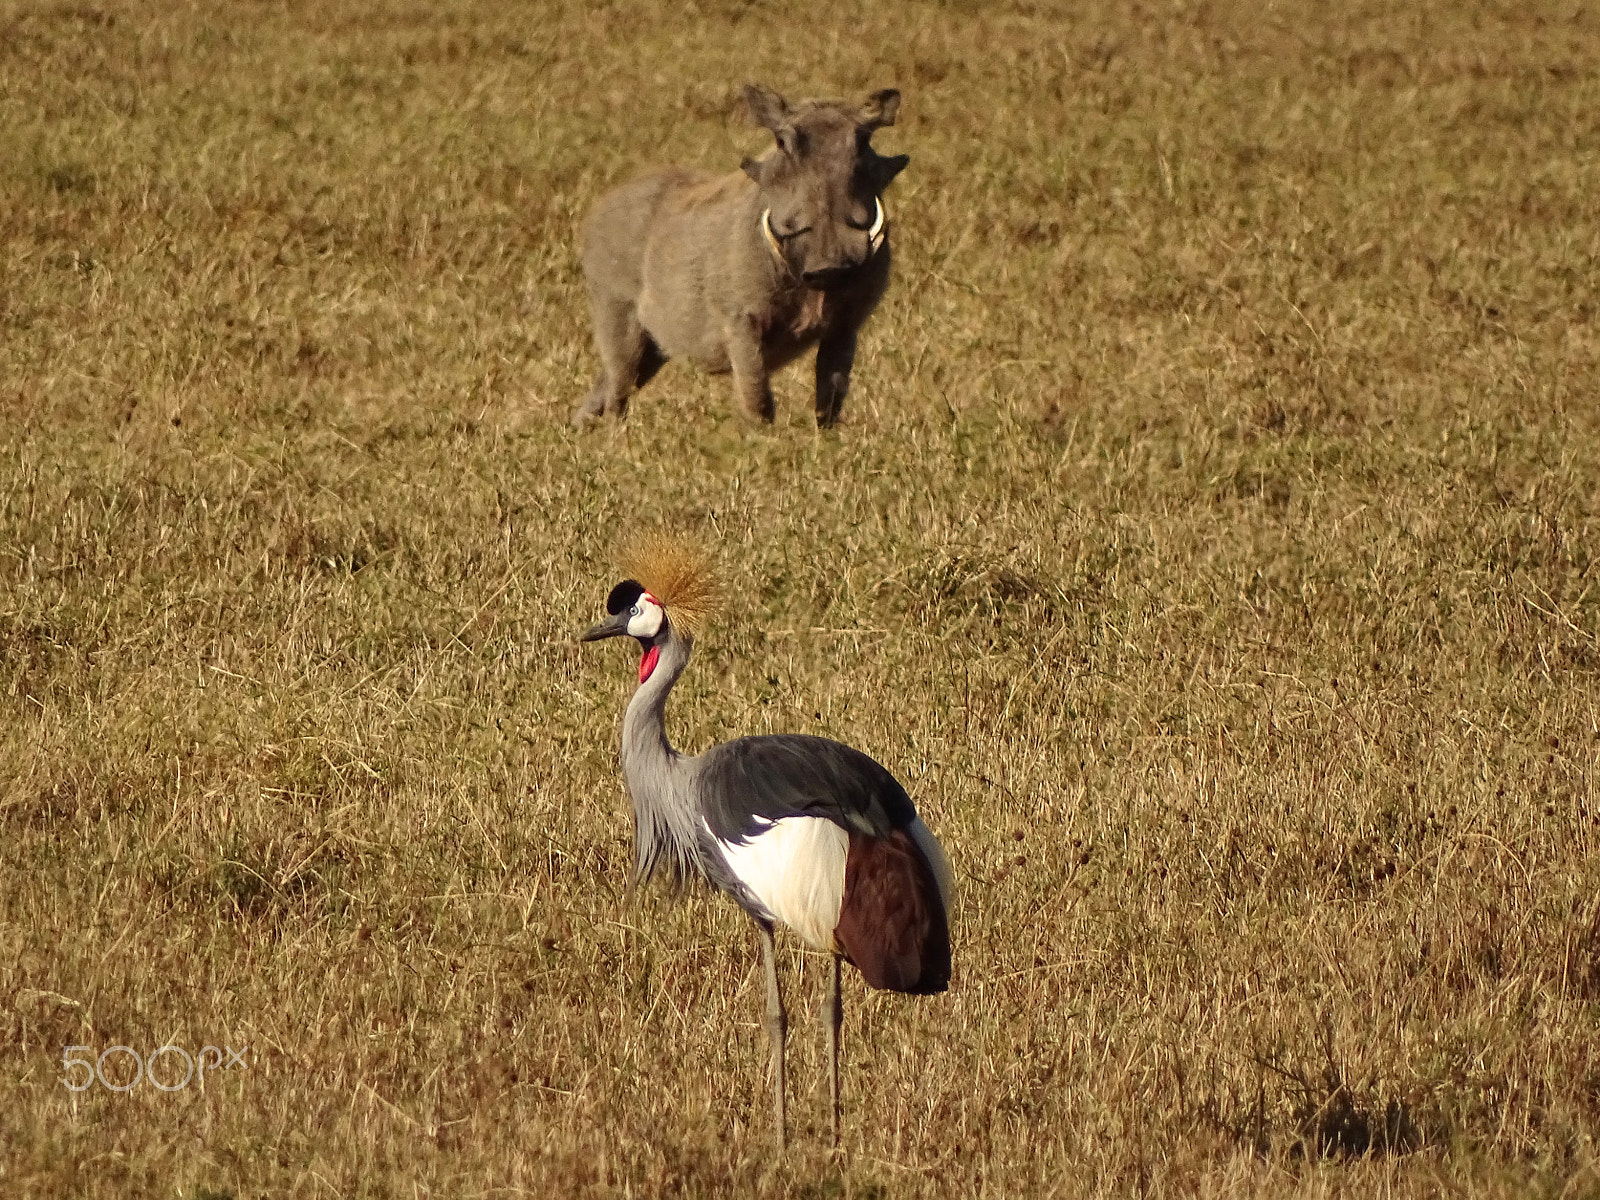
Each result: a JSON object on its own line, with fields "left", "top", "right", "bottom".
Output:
{"left": 618, "top": 535, "right": 720, "bottom": 637}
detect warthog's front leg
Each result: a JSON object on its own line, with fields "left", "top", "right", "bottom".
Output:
{"left": 726, "top": 315, "right": 776, "bottom": 423}
{"left": 814, "top": 328, "right": 859, "bottom": 429}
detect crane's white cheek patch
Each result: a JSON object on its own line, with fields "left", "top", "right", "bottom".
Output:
{"left": 626, "top": 597, "right": 664, "bottom": 639}
{"left": 716, "top": 817, "right": 848, "bottom": 951}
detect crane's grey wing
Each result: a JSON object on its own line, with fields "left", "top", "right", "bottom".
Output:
{"left": 696, "top": 734, "right": 918, "bottom": 843}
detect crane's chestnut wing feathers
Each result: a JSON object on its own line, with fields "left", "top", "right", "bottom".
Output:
{"left": 836, "top": 827, "right": 951, "bottom": 994}
{"left": 696, "top": 735, "right": 918, "bottom": 843}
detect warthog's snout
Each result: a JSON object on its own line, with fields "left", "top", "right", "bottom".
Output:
{"left": 801, "top": 264, "right": 860, "bottom": 290}
{"left": 574, "top": 83, "right": 908, "bottom": 430}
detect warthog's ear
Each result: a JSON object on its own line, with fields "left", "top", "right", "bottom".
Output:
{"left": 873, "top": 153, "right": 910, "bottom": 191}
{"left": 745, "top": 83, "right": 802, "bottom": 158}
{"left": 743, "top": 84, "right": 791, "bottom": 133}
{"left": 860, "top": 89, "right": 901, "bottom": 131}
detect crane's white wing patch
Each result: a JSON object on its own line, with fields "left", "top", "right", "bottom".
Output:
{"left": 713, "top": 816, "right": 848, "bottom": 952}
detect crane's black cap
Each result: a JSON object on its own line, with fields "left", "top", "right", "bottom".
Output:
{"left": 606, "top": 579, "right": 645, "bottom": 615}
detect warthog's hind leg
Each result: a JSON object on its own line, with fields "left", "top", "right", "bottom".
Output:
{"left": 814, "top": 329, "right": 859, "bottom": 429}
{"left": 574, "top": 297, "right": 664, "bottom": 426}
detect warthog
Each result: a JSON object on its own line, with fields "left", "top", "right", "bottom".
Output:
{"left": 573, "top": 83, "right": 909, "bottom": 429}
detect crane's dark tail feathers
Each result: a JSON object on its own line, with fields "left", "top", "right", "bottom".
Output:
{"left": 834, "top": 827, "right": 952, "bottom": 994}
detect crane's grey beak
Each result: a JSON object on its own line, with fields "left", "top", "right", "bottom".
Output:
{"left": 580, "top": 612, "right": 630, "bottom": 642}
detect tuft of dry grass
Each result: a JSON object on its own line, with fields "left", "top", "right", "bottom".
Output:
{"left": 3, "top": 0, "right": 1599, "bottom": 1195}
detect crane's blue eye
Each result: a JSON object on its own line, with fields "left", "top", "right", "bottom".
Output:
{"left": 630, "top": 604, "right": 641, "bottom": 616}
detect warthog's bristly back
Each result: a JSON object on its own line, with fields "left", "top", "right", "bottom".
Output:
{"left": 573, "top": 83, "right": 909, "bottom": 431}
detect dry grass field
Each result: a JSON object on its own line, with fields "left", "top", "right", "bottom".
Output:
{"left": 4, "top": 0, "right": 1600, "bottom": 1195}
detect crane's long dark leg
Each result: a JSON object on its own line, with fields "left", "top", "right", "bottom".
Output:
{"left": 758, "top": 922, "right": 787, "bottom": 1149}
{"left": 826, "top": 952, "right": 843, "bottom": 1148}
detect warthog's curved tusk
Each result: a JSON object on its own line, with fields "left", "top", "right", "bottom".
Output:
{"left": 867, "top": 196, "right": 886, "bottom": 254}
{"left": 760, "top": 209, "right": 787, "bottom": 267}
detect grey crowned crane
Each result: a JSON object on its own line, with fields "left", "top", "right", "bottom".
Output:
{"left": 578, "top": 541, "right": 953, "bottom": 1148}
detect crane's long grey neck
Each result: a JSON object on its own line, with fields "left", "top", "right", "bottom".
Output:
{"left": 620, "top": 628, "right": 707, "bottom": 886}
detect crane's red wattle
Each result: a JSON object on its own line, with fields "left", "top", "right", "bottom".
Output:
{"left": 639, "top": 644, "right": 660, "bottom": 683}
